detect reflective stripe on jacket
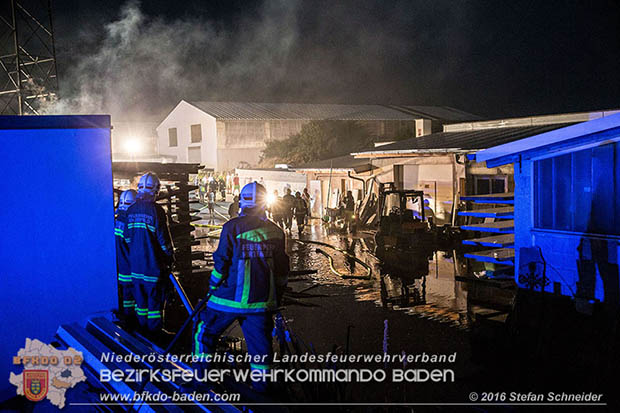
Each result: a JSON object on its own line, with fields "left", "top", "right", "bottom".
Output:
{"left": 125, "top": 198, "right": 174, "bottom": 281}
{"left": 207, "top": 213, "right": 289, "bottom": 313}
{"left": 114, "top": 210, "right": 131, "bottom": 283}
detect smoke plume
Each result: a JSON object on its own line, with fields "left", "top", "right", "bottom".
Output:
{"left": 46, "top": 0, "right": 477, "bottom": 122}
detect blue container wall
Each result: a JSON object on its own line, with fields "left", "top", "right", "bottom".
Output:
{"left": 0, "top": 126, "right": 117, "bottom": 398}
{"left": 515, "top": 152, "right": 620, "bottom": 302}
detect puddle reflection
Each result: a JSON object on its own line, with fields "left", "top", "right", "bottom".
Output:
{"left": 191, "top": 217, "right": 476, "bottom": 329}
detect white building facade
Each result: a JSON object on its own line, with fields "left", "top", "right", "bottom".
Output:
{"left": 156, "top": 101, "right": 480, "bottom": 171}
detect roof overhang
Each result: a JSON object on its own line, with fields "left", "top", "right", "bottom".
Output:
{"left": 295, "top": 168, "right": 355, "bottom": 172}
{"left": 475, "top": 113, "right": 620, "bottom": 167}
{"left": 295, "top": 164, "right": 376, "bottom": 174}
{"left": 352, "top": 148, "right": 471, "bottom": 158}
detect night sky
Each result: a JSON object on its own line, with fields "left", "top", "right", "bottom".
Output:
{"left": 51, "top": 0, "right": 620, "bottom": 120}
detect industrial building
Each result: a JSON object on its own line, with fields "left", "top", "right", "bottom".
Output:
{"left": 155, "top": 101, "right": 480, "bottom": 170}
{"left": 471, "top": 112, "right": 620, "bottom": 368}
{"left": 475, "top": 112, "right": 620, "bottom": 305}
{"left": 349, "top": 110, "right": 620, "bottom": 225}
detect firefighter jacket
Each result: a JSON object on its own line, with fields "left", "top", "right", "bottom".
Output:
{"left": 114, "top": 210, "right": 131, "bottom": 283}
{"left": 293, "top": 197, "right": 308, "bottom": 215}
{"left": 125, "top": 198, "right": 174, "bottom": 282}
{"left": 207, "top": 212, "right": 289, "bottom": 313}
{"left": 282, "top": 194, "right": 295, "bottom": 215}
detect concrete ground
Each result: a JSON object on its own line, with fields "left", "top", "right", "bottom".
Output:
{"left": 181, "top": 206, "right": 614, "bottom": 410}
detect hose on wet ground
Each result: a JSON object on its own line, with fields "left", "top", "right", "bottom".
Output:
{"left": 188, "top": 228, "right": 372, "bottom": 279}
{"left": 315, "top": 248, "right": 371, "bottom": 279}
{"left": 191, "top": 223, "right": 222, "bottom": 229}
{"left": 291, "top": 238, "right": 372, "bottom": 280}
{"left": 191, "top": 200, "right": 229, "bottom": 221}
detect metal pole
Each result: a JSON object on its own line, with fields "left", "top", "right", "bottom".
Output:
{"left": 47, "top": 0, "right": 59, "bottom": 91}
{"left": 10, "top": 0, "right": 22, "bottom": 115}
{"left": 169, "top": 273, "right": 194, "bottom": 314}
{"left": 133, "top": 277, "right": 223, "bottom": 401}
{"left": 326, "top": 160, "right": 333, "bottom": 213}
{"left": 434, "top": 181, "right": 437, "bottom": 218}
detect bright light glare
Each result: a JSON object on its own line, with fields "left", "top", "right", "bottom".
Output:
{"left": 267, "top": 193, "right": 276, "bottom": 206}
{"left": 124, "top": 138, "right": 142, "bottom": 154}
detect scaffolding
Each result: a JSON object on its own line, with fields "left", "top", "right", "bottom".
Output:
{"left": 0, "top": 0, "right": 58, "bottom": 115}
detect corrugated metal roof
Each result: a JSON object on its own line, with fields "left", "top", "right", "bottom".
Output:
{"left": 294, "top": 154, "right": 375, "bottom": 172}
{"left": 477, "top": 112, "right": 620, "bottom": 167}
{"left": 190, "top": 101, "right": 423, "bottom": 120}
{"left": 353, "top": 123, "right": 576, "bottom": 156}
{"left": 387, "top": 105, "right": 484, "bottom": 122}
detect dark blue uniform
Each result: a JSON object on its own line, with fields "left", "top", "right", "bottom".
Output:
{"left": 114, "top": 210, "right": 134, "bottom": 317}
{"left": 194, "top": 213, "right": 289, "bottom": 391}
{"left": 125, "top": 197, "right": 174, "bottom": 331}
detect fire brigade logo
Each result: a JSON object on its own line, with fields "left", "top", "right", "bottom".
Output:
{"left": 10, "top": 338, "right": 86, "bottom": 409}
{"left": 23, "top": 370, "right": 48, "bottom": 402}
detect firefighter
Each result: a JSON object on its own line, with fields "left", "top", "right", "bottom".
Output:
{"left": 115, "top": 189, "right": 137, "bottom": 327}
{"left": 228, "top": 195, "right": 240, "bottom": 218}
{"left": 302, "top": 187, "right": 311, "bottom": 223}
{"left": 193, "top": 182, "right": 289, "bottom": 393}
{"left": 293, "top": 191, "right": 308, "bottom": 234}
{"left": 343, "top": 190, "right": 356, "bottom": 233}
{"left": 126, "top": 172, "right": 175, "bottom": 336}
{"left": 269, "top": 190, "right": 283, "bottom": 227}
{"left": 281, "top": 188, "right": 295, "bottom": 231}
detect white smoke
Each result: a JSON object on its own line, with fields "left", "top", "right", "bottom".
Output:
{"left": 44, "top": 0, "right": 299, "bottom": 120}
{"left": 45, "top": 0, "right": 475, "bottom": 125}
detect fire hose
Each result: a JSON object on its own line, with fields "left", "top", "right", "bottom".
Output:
{"left": 291, "top": 239, "right": 372, "bottom": 279}
{"left": 190, "top": 226, "right": 373, "bottom": 279}
{"left": 133, "top": 239, "right": 365, "bottom": 402}
{"left": 315, "top": 248, "right": 371, "bottom": 279}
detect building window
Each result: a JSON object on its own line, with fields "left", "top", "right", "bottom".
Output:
{"left": 534, "top": 142, "right": 620, "bottom": 235}
{"left": 190, "top": 124, "right": 202, "bottom": 143}
{"left": 474, "top": 175, "right": 507, "bottom": 195}
{"left": 188, "top": 146, "right": 201, "bottom": 163}
{"left": 168, "top": 128, "right": 177, "bottom": 147}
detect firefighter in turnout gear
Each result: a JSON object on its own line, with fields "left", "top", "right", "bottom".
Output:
{"left": 193, "top": 182, "right": 289, "bottom": 393}
{"left": 126, "top": 172, "right": 175, "bottom": 334}
{"left": 293, "top": 191, "right": 308, "bottom": 234}
{"left": 115, "top": 189, "right": 137, "bottom": 324}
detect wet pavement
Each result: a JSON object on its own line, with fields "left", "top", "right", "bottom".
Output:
{"left": 191, "top": 206, "right": 472, "bottom": 329}
{"left": 185, "top": 209, "right": 483, "bottom": 404}
{"left": 173, "top": 207, "right": 612, "bottom": 408}
{"left": 287, "top": 222, "right": 471, "bottom": 328}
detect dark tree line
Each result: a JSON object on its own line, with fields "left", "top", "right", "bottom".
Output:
{"left": 262, "top": 120, "right": 415, "bottom": 165}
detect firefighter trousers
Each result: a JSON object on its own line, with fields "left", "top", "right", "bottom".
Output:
{"left": 193, "top": 308, "right": 274, "bottom": 392}
{"left": 134, "top": 279, "right": 165, "bottom": 331}
{"left": 118, "top": 279, "right": 136, "bottom": 318}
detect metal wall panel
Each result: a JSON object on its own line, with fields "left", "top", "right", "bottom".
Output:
{"left": 0, "top": 116, "right": 116, "bottom": 398}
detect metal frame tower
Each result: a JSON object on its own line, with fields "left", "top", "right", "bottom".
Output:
{"left": 0, "top": 0, "right": 58, "bottom": 115}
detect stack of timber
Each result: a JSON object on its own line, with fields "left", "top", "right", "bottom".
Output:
{"left": 112, "top": 162, "right": 209, "bottom": 281}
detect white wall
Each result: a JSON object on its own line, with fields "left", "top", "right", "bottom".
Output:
{"left": 368, "top": 156, "right": 457, "bottom": 222}
{"left": 235, "top": 168, "right": 307, "bottom": 195}
{"left": 156, "top": 101, "right": 218, "bottom": 168}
